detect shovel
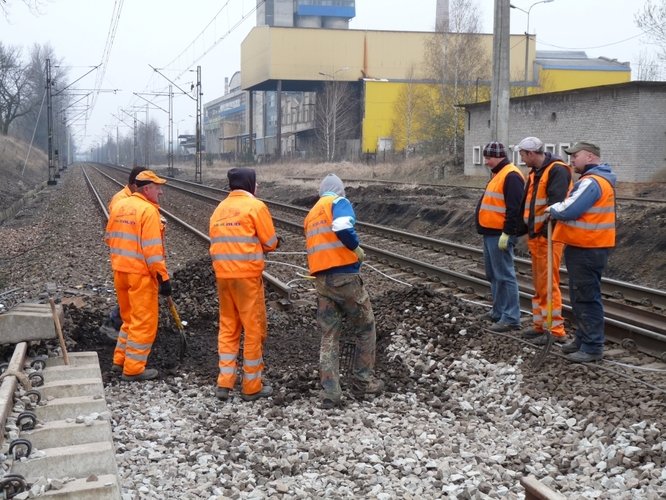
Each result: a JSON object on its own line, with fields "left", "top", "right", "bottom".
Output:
{"left": 167, "top": 296, "right": 188, "bottom": 361}
{"left": 532, "top": 220, "right": 554, "bottom": 368}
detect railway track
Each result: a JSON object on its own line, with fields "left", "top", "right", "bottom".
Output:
{"left": 93, "top": 164, "right": 666, "bottom": 361}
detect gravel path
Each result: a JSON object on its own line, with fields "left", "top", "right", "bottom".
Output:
{"left": 1, "top": 165, "right": 664, "bottom": 499}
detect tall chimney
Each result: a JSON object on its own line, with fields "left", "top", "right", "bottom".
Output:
{"left": 224, "top": 77, "right": 229, "bottom": 95}
{"left": 436, "top": 0, "right": 449, "bottom": 32}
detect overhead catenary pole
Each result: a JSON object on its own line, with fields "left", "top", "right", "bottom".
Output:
{"left": 168, "top": 85, "right": 173, "bottom": 176}
{"left": 490, "top": 0, "right": 511, "bottom": 145}
{"left": 46, "top": 58, "right": 57, "bottom": 185}
{"left": 195, "top": 65, "right": 202, "bottom": 183}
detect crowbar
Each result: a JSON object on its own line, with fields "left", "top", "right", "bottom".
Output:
{"left": 532, "top": 220, "right": 555, "bottom": 368}
{"left": 167, "top": 296, "right": 187, "bottom": 361}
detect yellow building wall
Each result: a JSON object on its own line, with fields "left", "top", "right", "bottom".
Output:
{"left": 362, "top": 81, "right": 402, "bottom": 153}
{"left": 535, "top": 68, "right": 631, "bottom": 94}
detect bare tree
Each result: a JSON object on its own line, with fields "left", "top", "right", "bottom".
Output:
{"left": 391, "top": 67, "right": 431, "bottom": 156}
{"left": 635, "top": 50, "right": 663, "bottom": 80}
{"left": 424, "top": 0, "right": 489, "bottom": 159}
{"left": 0, "top": 43, "right": 35, "bottom": 135}
{"left": 314, "top": 81, "right": 357, "bottom": 161}
{"left": 635, "top": 0, "right": 666, "bottom": 61}
{"left": 1, "top": 0, "right": 47, "bottom": 18}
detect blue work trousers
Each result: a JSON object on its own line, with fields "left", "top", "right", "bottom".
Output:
{"left": 483, "top": 235, "right": 521, "bottom": 326}
{"left": 564, "top": 246, "right": 609, "bottom": 355}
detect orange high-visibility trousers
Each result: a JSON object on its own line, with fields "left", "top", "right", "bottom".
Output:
{"left": 528, "top": 237, "right": 565, "bottom": 337}
{"left": 113, "top": 271, "right": 159, "bottom": 375}
{"left": 216, "top": 276, "right": 267, "bottom": 395}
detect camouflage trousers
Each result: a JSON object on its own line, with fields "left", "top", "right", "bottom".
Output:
{"left": 314, "top": 273, "right": 376, "bottom": 402}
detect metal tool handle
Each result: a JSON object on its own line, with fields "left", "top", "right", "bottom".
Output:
{"left": 546, "top": 220, "right": 553, "bottom": 329}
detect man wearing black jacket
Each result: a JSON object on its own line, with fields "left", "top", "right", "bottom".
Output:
{"left": 475, "top": 142, "right": 525, "bottom": 332}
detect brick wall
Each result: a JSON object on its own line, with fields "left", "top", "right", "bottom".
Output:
{"left": 464, "top": 83, "right": 666, "bottom": 184}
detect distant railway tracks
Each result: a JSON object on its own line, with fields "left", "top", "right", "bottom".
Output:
{"left": 87, "top": 164, "right": 666, "bottom": 362}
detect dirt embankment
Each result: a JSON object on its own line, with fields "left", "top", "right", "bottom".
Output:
{"left": 0, "top": 135, "right": 48, "bottom": 213}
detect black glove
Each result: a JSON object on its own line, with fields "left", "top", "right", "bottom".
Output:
{"left": 159, "top": 279, "right": 172, "bottom": 297}
{"left": 276, "top": 235, "right": 285, "bottom": 248}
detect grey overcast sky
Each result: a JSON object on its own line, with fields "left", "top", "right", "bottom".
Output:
{"left": 1, "top": 0, "right": 660, "bottom": 152}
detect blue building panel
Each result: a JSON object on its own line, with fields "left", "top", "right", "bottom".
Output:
{"left": 296, "top": 5, "right": 355, "bottom": 18}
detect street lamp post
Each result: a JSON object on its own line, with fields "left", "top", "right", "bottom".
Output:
{"left": 510, "top": 0, "right": 554, "bottom": 96}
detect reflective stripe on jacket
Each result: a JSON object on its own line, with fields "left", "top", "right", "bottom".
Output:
{"left": 524, "top": 160, "right": 572, "bottom": 236}
{"left": 304, "top": 195, "right": 358, "bottom": 274}
{"left": 109, "top": 185, "right": 132, "bottom": 212}
{"left": 478, "top": 163, "right": 524, "bottom": 230}
{"left": 209, "top": 190, "right": 278, "bottom": 278}
{"left": 104, "top": 193, "right": 168, "bottom": 280}
{"left": 553, "top": 174, "right": 616, "bottom": 248}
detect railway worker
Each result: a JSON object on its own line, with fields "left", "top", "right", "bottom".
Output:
{"left": 104, "top": 170, "right": 171, "bottom": 381}
{"left": 100, "top": 166, "right": 147, "bottom": 341}
{"left": 546, "top": 142, "right": 616, "bottom": 363}
{"left": 304, "top": 173, "right": 384, "bottom": 410}
{"left": 516, "top": 136, "right": 573, "bottom": 345}
{"left": 475, "top": 142, "right": 525, "bottom": 332}
{"left": 209, "top": 167, "right": 280, "bottom": 402}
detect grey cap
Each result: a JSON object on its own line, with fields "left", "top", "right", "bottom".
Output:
{"left": 514, "top": 136, "right": 544, "bottom": 152}
{"left": 319, "top": 173, "right": 345, "bottom": 197}
{"left": 564, "top": 141, "right": 600, "bottom": 157}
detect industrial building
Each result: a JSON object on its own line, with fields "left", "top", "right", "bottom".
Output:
{"left": 204, "top": 1, "right": 634, "bottom": 163}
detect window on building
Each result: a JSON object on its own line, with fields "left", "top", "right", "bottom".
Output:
{"left": 559, "top": 143, "right": 570, "bottom": 162}
{"left": 545, "top": 143, "right": 556, "bottom": 154}
{"left": 473, "top": 146, "right": 481, "bottom": 165}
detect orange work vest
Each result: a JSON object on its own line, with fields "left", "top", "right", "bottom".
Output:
{"left": 109, "top": 185, "right": 132, "bottom": 212}
{"left": 209, "top": 191, "right": 278, "bottom": 279}
{"left": 104, "top": 193, "right": 168, "bottom": 280}
{"left": 524, "top": 160, "right": 573, "bottom": 235}
{"left": 553, "top": 174, "right": 616, "bottom": 248}
{"left": 304, "top": 195, "right": 358, "bottom": 274}
{"left": 478, "top": 163, "right": 524, "bottom": 230}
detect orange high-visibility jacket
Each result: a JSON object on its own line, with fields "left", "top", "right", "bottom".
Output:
{"left": 109, "top": 185, "right": 132, "bottom": 212}
{"left": 104, "top": 193, "right": 168, "bottom": 281}
{"left": 209, "top": 190, "right": 278, "bottom": 278}
{"left": 553, "top": 175, "right": 616, "bottom": 248}
{"left": 304, "top": 195, "right": 358, "bottom": 274}
{"left": 478, "top": 163, "right": 524, "bottom": 230}
{"left": 524, "top": 160, "right": 572, "bottom": 236}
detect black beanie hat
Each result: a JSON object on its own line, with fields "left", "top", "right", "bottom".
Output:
{"left": 227, "top": 167, "right": 256, "bottom": 194}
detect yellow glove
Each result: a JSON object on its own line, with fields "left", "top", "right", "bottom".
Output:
{"left": 353, "top": 246, "right": 365, "bottom": 263}
{"left": 498, "top": 233, "right": 510, "bottom": 251}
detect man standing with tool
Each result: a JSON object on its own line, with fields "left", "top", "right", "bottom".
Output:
{"left": 516, "top": 137, "right": 572, "bottom": 345}
{"left": 209, "top": 167, "right": 280, "bottom": 402}
{"left": 100, "top": 166, "right": 147, "bottom": 340}
{"left": 304, "top": 173, "right": 383, "bottom": 410}
{"left": 105, "top": 170, "right": 171, "bottom": 381}
{"left": 476, "top": 142, "right": 525, "bottom": 332}
{"left": 547, "top": 142, "right": 616, "bottom": 363}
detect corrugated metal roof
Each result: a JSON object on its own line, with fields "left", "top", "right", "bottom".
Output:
{"left": 535, "top": 50, "right": 630, "bottom": 71}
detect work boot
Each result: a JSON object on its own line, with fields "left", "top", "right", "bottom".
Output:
{"left": 566, "top": 351, "right": 602, "bottom": 363}
{"left": 321, "top": 398, "right": 341, "bottom": 410}
{"left": 99, "top": 320, "right": 119, "bottom": 342}
{"left": 480, "top": 311, "right": 499, "bottom": 323}
{"left": 110, "top": 364, "right": 123, "bottom": 374}
{"left": 240, "top": 385, "right": 273, "bottom": 402}
{"left": 532, "top": 334, "right": 566, "bottom": 346}
{"left": 561, "top": 342, "right": 579, "bottom": 354}
{"left": 351, "top": 377, "right": 385, "bottom": 399}
{"left": 488, "top": 322, "right": 521, "bottom": 333}
{"left": 121, "top": 368, "right": 158, "bottom": 382}
{"left": 522, "top": 327, "right": 544, "bottom": 339}
{"left": 216, "top": 387, "right": 230, "bottom": 401}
